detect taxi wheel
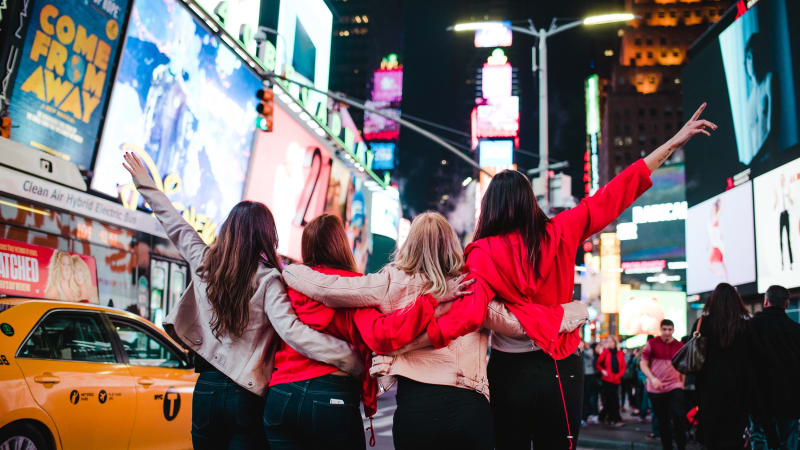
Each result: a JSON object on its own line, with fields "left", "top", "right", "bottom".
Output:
{"left": 0, "top": 422, "right": 51, "bottom": 450}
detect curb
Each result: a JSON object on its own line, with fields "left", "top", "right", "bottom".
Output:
{"left": 578, "top": 438, "right": 662, "bottom": 450}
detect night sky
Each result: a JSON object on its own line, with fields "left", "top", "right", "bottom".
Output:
{"left": 397, "top": 0, "right": 624, "bottom": 216}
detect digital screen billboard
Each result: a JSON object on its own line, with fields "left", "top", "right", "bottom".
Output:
{"left": 685, "top": 182, "right": 756, "bottom": 295}
{"left": 481, "top": 63, "right": 511, "bottom": 100}
{"left": 364, "top": 101, "right": 400, "bottom": 141}
{"left": 370, "top": 142, "right": 396, "bottom": 170}
{"left": 372, "top": 69, "right": 403, "bottom": 103}
{"left": 323, "top": 160, "right": 372, "bottom": 272}
{"left": 474, "top": 21, "right": 512, "bottom": 48}
{"left": 371, "top": 187, "right": 400, "bottom": 240}
{"left": 474, "top": 96, "right": 519, "bottom": 139}
{"left": 619, "top": 290, "right": 687, "bottom": 339}
{"left": 754, "top": 157, "right": 800, "bottom": 290}
{"left": 91, "top": 0, "right": 262, "bottom": 233}
{"left": 8, "top": 0, "right": 130, "bottom": 169}
{"left": 683, "top": 0, "right": 800, "bottom": 206}
{"left": 478, "top": 139, "right": 513, "bottom": 167}
{"left": 276, "top": 0, "right": 332, "bottom": 91}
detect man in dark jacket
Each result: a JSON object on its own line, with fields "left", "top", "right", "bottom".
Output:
{"left": 750, "top": 285, "right": 800, "bottom": 450}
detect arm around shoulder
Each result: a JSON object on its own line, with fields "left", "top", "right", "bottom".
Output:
{"left": 282, "top": 264, "right": 392, "bottom": 308}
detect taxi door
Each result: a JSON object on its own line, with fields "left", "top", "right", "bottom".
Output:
{"left": 108, "top": 315, "right": 196, "bottom": 450}
{"left": 14, "top": 310, "right": 136, "bottom": 449}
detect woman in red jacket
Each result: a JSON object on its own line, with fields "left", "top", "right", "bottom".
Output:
{"left": 264, "top": 214, "right": 449, "bottom": 449}
{"left": 596, "top": 337, "right": 626, "bottom": 427}
{"left": 405, "top": 103, "right": 716, "bottom": 449}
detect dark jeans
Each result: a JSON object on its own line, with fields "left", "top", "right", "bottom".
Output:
{"left": 751, "top": 416, "right": 800, "bottom": 450}
{"left": 600, "top": 381, "right": 622, "bottom": 423}
{"left": 780, "top": 210, "right": 794, "bottom": 266}
{"left": 651, "top": 389, "right": 687, "bottom": 450}
{"left": 621, "top": 378, "right": 635, "bottom": 409}
{"left": 488, "top": 350, "right": 584, "bottom": 450}
{"left": 583, "top": 373, "right": 600, "bottom": 419}
{"left": 191, "top": 368, "right": 267, "bottom": 450}
{"left": 393, "top": 376, "right": 495, "bottom": 450}
{"left": 263, "top": 374, "right": 365, "bottom": 450}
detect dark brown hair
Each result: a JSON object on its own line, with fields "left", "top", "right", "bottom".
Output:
{"left": 302, "top": 214, "right": 358, "bottom": 273}
{"left": 474, "top": 169, "right": 550, "bottom": 269}
{"left": 704, "top": 283, "right": 749, "bottom": 348}
{"left": 197, "top": 201, "right": 281, "bottom": 338}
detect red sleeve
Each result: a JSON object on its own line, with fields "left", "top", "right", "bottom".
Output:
{"left": 553, "top": 159, "right": 653, "bottom": 247}
{"left": 352, "top": 295, "right": 437, "bottom": 354}
{"left": 288, "top": 288, "right": 336, "bottom": 331}
{"left": 596, "top": 350, "right": 606, "bottom": 372}
{"left": 426, "top": 275, "right": 494, "bottom": 349}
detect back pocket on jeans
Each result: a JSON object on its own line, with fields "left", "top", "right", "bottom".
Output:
{"left": 263, "top": 388, "right": 292, "bottom": 427}
{"left": 311, "top": 400, "right": 362, "bottom": 443}
{"left": 191, "top": 389, "right": 215, "bottom": 431}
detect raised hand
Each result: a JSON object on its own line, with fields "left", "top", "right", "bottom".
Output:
{"left": 122, "top": 152, "right": 158, "bottom": 191}
{"left": 644, "top": 102, "right": 717, "bottom": 172}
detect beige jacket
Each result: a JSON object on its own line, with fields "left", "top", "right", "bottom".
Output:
{"left": 282, "top": 264, "right": 526, "bottom": 400}
{"left": 138, "top": 185, "right": 362, "bottom": 396}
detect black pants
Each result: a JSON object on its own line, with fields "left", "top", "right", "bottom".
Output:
{"left": 600, "top": 381, "right": 622, "bottom": 423}
{"left": 191, "top": 368, "right": 267, "bottom": 450}
{"left": 583, "top": 373, "right": 600, "bottom": 419}
{"left": 488, "top": 350, "right": 583, "bottom": 450}
{"left": 263, "top": 374, "right": 365, "bottom": 450}
{"left": 780, "top": 210, "right": 793, "bottom": 266}
{"left": 651, "top": 389, "right": 687, "bottom": 450}
{"left": 621, "top": 378, "right": 635, "bottom": 409}
{"left": 393, "top": 376, "right": 494, "bottom": 450}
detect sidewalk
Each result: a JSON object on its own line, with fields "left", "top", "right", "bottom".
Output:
{"left": 579, "top": 414, "right": 701, "bottom": 450}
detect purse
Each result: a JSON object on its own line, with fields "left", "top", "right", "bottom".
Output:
{"left": 672, "top": 316, "right": 706, "bottom": 375}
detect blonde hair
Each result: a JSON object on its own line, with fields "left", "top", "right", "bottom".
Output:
{"left": 71, "top": 255, "right": 91, "bottom": 284}
{"left": 44, "top": 251, "right": 78, "bottom": 300}
{"left": 393, "top": 212, "right": 464, "bottom": 298}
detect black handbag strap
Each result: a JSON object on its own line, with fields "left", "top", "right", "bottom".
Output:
{"left": 693, "top": 315, "right": 704, "bottom": 339}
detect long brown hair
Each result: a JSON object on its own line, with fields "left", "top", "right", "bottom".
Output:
{"left": 474, "top": 169, "right": 549, "bottom": 270}
{"left": 302, "top": 214, "right": 358, "bottom": 272}
{"left": 704, "top": 283, "right": 750, "bottom": 348}
{"left": 198, "top": 201, "right": 281, "bottom": 338}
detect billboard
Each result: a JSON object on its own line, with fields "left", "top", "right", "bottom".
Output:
{"left": 473, "top": 97, "right": 519, "bottom": 139}
{"left": 276, "top": 0, "right": 332, "bottom": 91}
{"left": 8, "top": 0, "right": 130, "bottom": 169}
{"left": 478, "top": 139, "right": 513, "bottom": 167}
{"left": 481, "top": 63, "right": 511, "bottom": 100}
{"left": 363, "top": 101, "right": 400, "bottom": 141}
{"left": 619, "top": 290, "right": 687, "bottom": 339}
{"left": 683, "top": 0, "right": 800, "bottom": 206}
{"left": 91, "top": 0, "right": 262, "bottom": 240}
{"left": 754, "top": 157, "right": 800, "bottom": 290}
{"left": 372, "top": 69, "right": 403, "bottom": 103}
{"left": 371, "top": 142, "right": 396, "bottom": 170}
{"left": 685, "top": 182, "right": 756, "bottom": 294}
{"left": 0, "top": 238, "right": 99, "bottom": 303}
{"left": 371, "top": 187, "right": 400, "bottom": 240}
{"left": 474, "top": 21, "right": 512, "bottom": 48}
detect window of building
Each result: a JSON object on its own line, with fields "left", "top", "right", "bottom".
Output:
{"left": 625, "top": 136, "right": 633, "bottom": 146}
{"left": 636, "top": 52, "right": 642, "bottom": 59}
{"left": 665, "top": 107, "right": 673, "bottom": 116}
{"left": 645, "top": 12, "right": 652, "bottom": 19}
{"left": 650, "top": 107, "right": 658, "bottom": 117}
{"left": 648, "top": 75, "right": 656, "bottom": 84}
{"left": 684, "top": 10, "right": 691, "bottom": 17}
{"left": 614, "top": 137, "right": 624, "bottom": 147}
{"left": 614, "top": 111, "right": 621, "bottom": 120}
{"left": 638, "top": 108, "right": 645, "bottom": 117}
{"left": 624, "top": 124, "right": 632, "bottom": 133}
{"left": 670, "top": 11, "right": 677, "bottom": 18}
{"left": 615, "top": 154, "right": 622, "bottom": 164}
{"left": 661, "top": 50, "right": 667, "bottom": 57}
{"left": 647, "top": 51, "right": 653, "bottom": 59}
{"left": 695, "top": 10, "right": 702, "bottom": 16}
{"left": 638, "top": 123, "right": 645, "bottom": 131}
{"left": 635, "top": 38, "right": 642, "bottom": 46}
{"left": 615, "top": 124, "right": 621, "bottom": 134}
{"left": 646, "top": 38, "right": 653, "bottom": 46}
{"left": 638, "top": 136, "right": 646, "bottom": 145}
{"left": 673, "top": 50, "right": 680, "bottom": 57}
{"left": 658, "top": 11, "right": 665, "bottom": 18}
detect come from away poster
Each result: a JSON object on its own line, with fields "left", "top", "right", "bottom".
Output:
{"left": 8, "top": 0, "right": 129, "bottom": 169}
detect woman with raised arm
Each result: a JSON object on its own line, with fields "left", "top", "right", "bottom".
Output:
{"left": 281, "top": 212, "right": 526, "bottom": 450}
{"left": 389, "top": 103, "right": 716, "bottom": 449}
{"left": 122, "top": 153, "right": 363, "bottom": 450}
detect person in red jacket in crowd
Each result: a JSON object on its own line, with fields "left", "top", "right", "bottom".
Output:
{"left": 597, "top": 336, "right": 627, "bottom": 427}
{"left": 264, "top": 214, "right": 455, "bottom": 449}
{"left": 392, "top": 103, "right": 717, "bottom": 449}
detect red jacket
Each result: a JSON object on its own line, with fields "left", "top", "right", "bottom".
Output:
{"left": 270, "top": 266, "right": 437, "bottom": 417}
{"left": 596, "top": 349, "right": 627, "bottom": 384}
{"left": 427, "top": 159, "right": 653, "bottom": 360}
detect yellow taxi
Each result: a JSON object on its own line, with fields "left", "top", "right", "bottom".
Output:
{"left": 0, "top": 298, "right": 198, "bottom": 450}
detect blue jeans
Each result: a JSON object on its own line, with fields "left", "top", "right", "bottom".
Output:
{"left": 263, "top": 374, "right": 365, "bottom": 450}
{"left": 750, "top": 417, "right": 799, "bottom": 450}
{"left": 191, "top": 369, "right": 267, "bottom": 450}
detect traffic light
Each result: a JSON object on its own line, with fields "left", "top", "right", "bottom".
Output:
{"left": 0, "top": 115, "right": 10, "bottom": 139}
{"left": 256, "top": 88, "right": 274, "bottom": 132}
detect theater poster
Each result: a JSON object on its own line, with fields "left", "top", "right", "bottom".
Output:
{"left": 0, "top": 238, "right": 99, "bottom": 303}
{"left": 8, "top": 0, "right": 130, "bottom": 169}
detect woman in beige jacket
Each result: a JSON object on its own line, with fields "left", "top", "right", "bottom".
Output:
{"left": 123, "top": 153, "right": 363, "bottom": 449}
{"left": 283, "top": 212, "right": 529, "bottom": 449}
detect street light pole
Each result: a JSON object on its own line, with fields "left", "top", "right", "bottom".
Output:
{"left": 538, "top": 29, "right": 549, "bottom": 208}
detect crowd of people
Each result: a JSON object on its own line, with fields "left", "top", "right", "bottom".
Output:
{"left": 581, "top": 284, "right": 800, "bottom": 450}
{"left": 117, "top": 102, "right": 794, "bottom": 450}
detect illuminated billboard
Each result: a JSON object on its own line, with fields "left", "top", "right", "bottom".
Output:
{"left": 482, "top": 63, "right": 512, "bottom": 100}
{"left": 478, "top": 140, "right": 513, "bottom": 167}
{"left": 371, "top": 187, "right": 400, "bottom": 240}
{"left": 753, "top": 157, "right": 800, "bottom": 291}
{"left": 685, "top": 182, "right": 756, "bottom": 295}
{"left": 196, "top": 0, "right": 261, "bottom": 51}
{"left": 371, "top": 142, "right": 396, "bottom": 170}
{"left": 473, "top": 97, "right": 519, "bottom": 139}
{"left": 364, "top": 101, "right": 400, "bottom": 141}
{"left": 585, "top": 74, "right": 600, "bottom": 196}
{"left": 92, "top": 0, "right": 262, "bottom": 241}
{"left": 474, "top": 21, "right": 512, "bottom": 48}
{"left": 276, "top": 0, "right": 332, "bottom": 91}
{"left": 619, "top": 290, "right": 687, "bottom": 338}
{"left": 8, "top": 0, "right": 130, "bottom": 169}
{"left": 372, "top": 69, "right": 403, "bottom": 103}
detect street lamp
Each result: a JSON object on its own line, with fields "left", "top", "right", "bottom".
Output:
{"left": 451, "top": 12, "right": 634, "bottom": 210}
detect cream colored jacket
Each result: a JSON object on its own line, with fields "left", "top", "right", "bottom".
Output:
{"left": 138, "top": 185, "right": 362, "bottom": 396}
{"left": 282, "top": 264, "right": 526, "bottom": 400}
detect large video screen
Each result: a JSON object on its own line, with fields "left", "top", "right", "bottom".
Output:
{"left": 754, "top": 157, "right": 800, "bottom": 290}
{"left": 91, "top": 0, "right": 262, "bottom": 230}
{"left": 683, "top": 0, "right": 800, "bottom": 206}
{"left": 685, "top": 182, "right": 756, "bottom": 295}
{"left": 619, "top": 290, "right": 687, "bottom": 339}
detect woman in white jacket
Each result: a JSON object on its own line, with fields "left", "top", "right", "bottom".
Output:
{"left": 123, "top": 152, "right": 362, "bottom": 449}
